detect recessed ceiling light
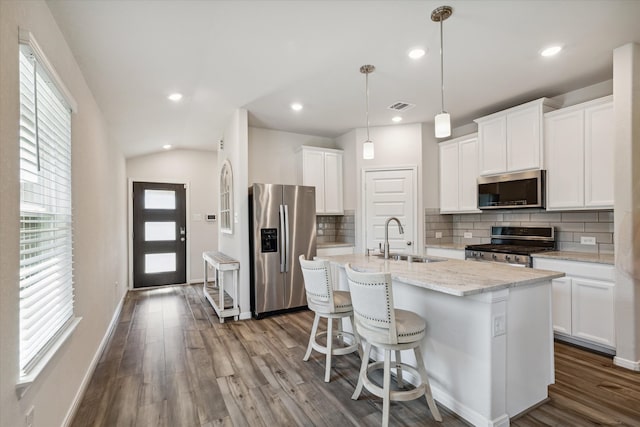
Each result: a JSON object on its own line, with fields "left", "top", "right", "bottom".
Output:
{"left": 168, "top": 93, "right": 183, "bottom": 102}
{"left": 163, "top": 144, "right": 172, "bottom": 150}
{"left": 392, "top": 116, "right": 403, "bottom": 123}
{"left": 291, "top": 103, "right": 303, "bottom": 111}
{"left": 408, "top": 48, "right": 426, "bottom": 59}
{"left": 540, "top": 45, "right": 562, "bottom": 57}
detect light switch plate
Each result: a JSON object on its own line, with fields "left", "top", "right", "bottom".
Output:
{"left": 435, "top": 232, "right": 443, "bottom": 239}
{"left": 580, "top": 236, "right": 596, "bottom": 245}
{"left": 463, "top": 232, "right": 473, "bottom": 239}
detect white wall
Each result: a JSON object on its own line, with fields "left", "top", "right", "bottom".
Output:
{"left": 613, "top": 43, "right": 640, "bottom": 370}
{"left": 218, "top": 109, "right": 252, "bottom": 318}
{"left": 335, "top": 129, "right": 357, "bottom": 211}
{"left": 338, "top": 123, "right": 424, "bottom": 253}
{"left": 126, "top": 149, "right": 218, "bottom": 283}
{"left": 421, "top": 122, "right": 440, "bottom": 210}
{"left": 248, "top": 127, "right": 335, "bottom": 185}
{"left": 0, "top": 2, "right": 128, "bottom": 426}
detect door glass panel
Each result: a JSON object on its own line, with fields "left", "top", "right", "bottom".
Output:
{"left": 145, "top": 253, "right": 176, "bottom": 273}
{"left": 145, "top": 221, "right": 176, "bottom": 241}
{"left": 145, "top": 190, "right": 176, "bottom": 210}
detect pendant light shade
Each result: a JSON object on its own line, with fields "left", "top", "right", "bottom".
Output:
{"left": 435, "top": 112, "right": 451, "bottom": 138}
{"left": 360, "top": 64, "right": 375, "bottom": 160}
{"left": 432, "top": 6, "right": 453, "bottom": 139}
{"left": 363, "top": 140, "right": 374, "bottom": 159}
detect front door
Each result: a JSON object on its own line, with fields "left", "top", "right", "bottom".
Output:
{"left": 132, "top": 182, "right": 187, "bottom": 288}
{"left": 363, "top": 168, "right": 416, "bottom": 254}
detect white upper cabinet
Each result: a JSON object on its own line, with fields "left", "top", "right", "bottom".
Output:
{"left": 297, "top": 146, "right": 344, "bottom": 215}
{"left": 439, "top": 134, "right": 480, "bottom": 214}
{"left": 475, "top": 98, "right": 559, "bottom": 176}
{"left": 584, "top": 101, "right": 615, "bottom": 207}
{"left": 476, "top": 116, "right": 506, "bottom": 176}
{"left": 544, "top": 96, "right": 613, "bottom": 210}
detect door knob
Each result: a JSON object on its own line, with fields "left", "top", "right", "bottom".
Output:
{"left": 180, "top": 237, "right": 185, "bottom": 242}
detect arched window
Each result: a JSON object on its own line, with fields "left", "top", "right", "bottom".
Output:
{"left": 219, "top": 160, "right": 233, "bottom": 234}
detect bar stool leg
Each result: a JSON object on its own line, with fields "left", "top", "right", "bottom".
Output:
{"left": 382, "top": 349, "right": 392, "bottom": 427}
{"left": 414, "top": 346, "right": 442, "bottom": 422}
{"left": 325, "top": 317, "right": 333, "bottom": 382}
{"left": 395, "top": 350, "right": 404, "bottom": 388}
{"left": 350, "top": 314, "right": 363, "bottom": 358}
{"left": 304, "top": 313, "right": 320, "bottom": 361}
{"left": 352, "top": 341, "right": 371, "bottom": 399}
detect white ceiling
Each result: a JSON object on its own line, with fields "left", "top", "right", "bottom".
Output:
{"left": 46, "top": 0, "right": 640, "bottom": 158}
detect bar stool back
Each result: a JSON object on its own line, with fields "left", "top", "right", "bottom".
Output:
{"left": 299, "top": 255, "right": 359, "bottom": 382}
{"left": 345, "top": 263, "right": 442, "bottom": 426}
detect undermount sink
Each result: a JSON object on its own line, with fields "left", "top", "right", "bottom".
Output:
{"left": 374, "top": 253, "right": 445, "bottom": 263}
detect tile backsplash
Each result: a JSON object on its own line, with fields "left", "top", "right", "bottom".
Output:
{"left": 317, "top": 210, "right": 355, "bottom": 244}
{"left": 425, "top": 208, "right": 614, "bottom": 254}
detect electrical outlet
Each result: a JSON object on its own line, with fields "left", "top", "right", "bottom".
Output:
{"left": 580, "top": 236, "right": 596, "bottom": 245}
{"left": 492, "top": 314, "right": 506, "bottom": 337}
{"left": 435, "top": 232, "right": 443, "bottom": 239}
{"left": 463, "top": 232, "right": 473, "bottom": 239}
{"left": 114, "top": 281, "right": 118, "bottom": 288}
{"left": 26, "top": 406, "right": 34, "bottom": 427}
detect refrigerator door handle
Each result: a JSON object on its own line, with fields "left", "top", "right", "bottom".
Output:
{"left": 279, "top": 205, "right": 286, "bottom": 273}
{"left": 283, "top": 204, "right": 290, "bottom": 272}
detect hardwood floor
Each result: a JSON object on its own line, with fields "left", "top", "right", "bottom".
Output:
{"left": 71, "top": 285, "right": 640, "bottom": 427}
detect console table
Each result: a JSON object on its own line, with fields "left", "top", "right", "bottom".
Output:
{"left": 202, "top": 251, "right": 240, "bottom": 322}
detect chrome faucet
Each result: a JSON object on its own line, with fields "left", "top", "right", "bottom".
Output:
{"left": 383, "top": 217, "right": 404, "bottom": 259}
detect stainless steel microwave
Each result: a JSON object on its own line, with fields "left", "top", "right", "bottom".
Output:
{"left": 477, "top": 170, "right": 545, "bottom": 210}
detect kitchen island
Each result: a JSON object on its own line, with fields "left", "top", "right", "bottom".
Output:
{"left": 321, "top": 254, "right": 564, "bottom": 427}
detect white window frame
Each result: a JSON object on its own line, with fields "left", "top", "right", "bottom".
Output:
{"left": 16, "top": 30, "right": 80, "bottom": 398}
{"left": 219, "top": 160, "right": 233, "bottom": 234}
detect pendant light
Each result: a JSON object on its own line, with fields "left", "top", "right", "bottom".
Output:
{"left": 432, "top": 6, "right": 453, "bottom": 138}
{"left": 360, "top": 64, "right": 375, "bottom": 160}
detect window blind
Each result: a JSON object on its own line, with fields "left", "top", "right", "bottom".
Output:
{"left": 18, "top": 45, "right": 74, "bottom": 377}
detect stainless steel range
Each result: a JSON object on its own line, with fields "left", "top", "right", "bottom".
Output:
{"left": 465, "top": 226, "right": 555, "bottom": 267}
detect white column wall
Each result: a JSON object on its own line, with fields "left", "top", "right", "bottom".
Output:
{"left": 613, "top": 42, "right": 640, "bottom": 370}
{"left": 217, "top": 109, "right": 252, "bottom": 319}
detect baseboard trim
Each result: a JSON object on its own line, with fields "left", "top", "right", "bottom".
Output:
{"left": 62, "top": 293, "right": 126, "bottom": 427}
{"left": 614, "top": 356, "right": 640, "bottom": 371}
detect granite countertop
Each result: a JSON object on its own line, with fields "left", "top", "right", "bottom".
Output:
{"left": 317, "top": 242, "right": 355, "bottom": 248}
{"left": 322, "top": 254, "right": 564, "bottom": 297}
{"left": 532, "top": 251, "right": 615, "bottom": 265}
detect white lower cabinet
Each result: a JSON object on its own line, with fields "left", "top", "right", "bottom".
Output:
{"left": 425, "top": 247, "right": 466, "bottom": 260}
{"left": 534, "top": 257, "right": 615, "bottom": 351}
{"left": 316, "top": 245, "right": 354, "bottom": 257}
{"left": 551, "top": 277, "right": 572, "bottom": 335}
{"left": 571, "top": 277, "right": 615, "bottom": 347}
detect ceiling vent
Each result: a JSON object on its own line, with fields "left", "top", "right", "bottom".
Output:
{"left": 387, "top": 101, "right": 415, "bottom": 112}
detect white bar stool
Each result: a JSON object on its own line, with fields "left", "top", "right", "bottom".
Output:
{"left": 299, "top": 255, "right": 360, "bottom": 382}
{"left": 345, "top": 263, "right": 442, "bottom": 427}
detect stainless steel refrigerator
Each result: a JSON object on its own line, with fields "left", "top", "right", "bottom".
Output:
{"left": 249, "top": 184, "right": 316, "bottom": 318}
